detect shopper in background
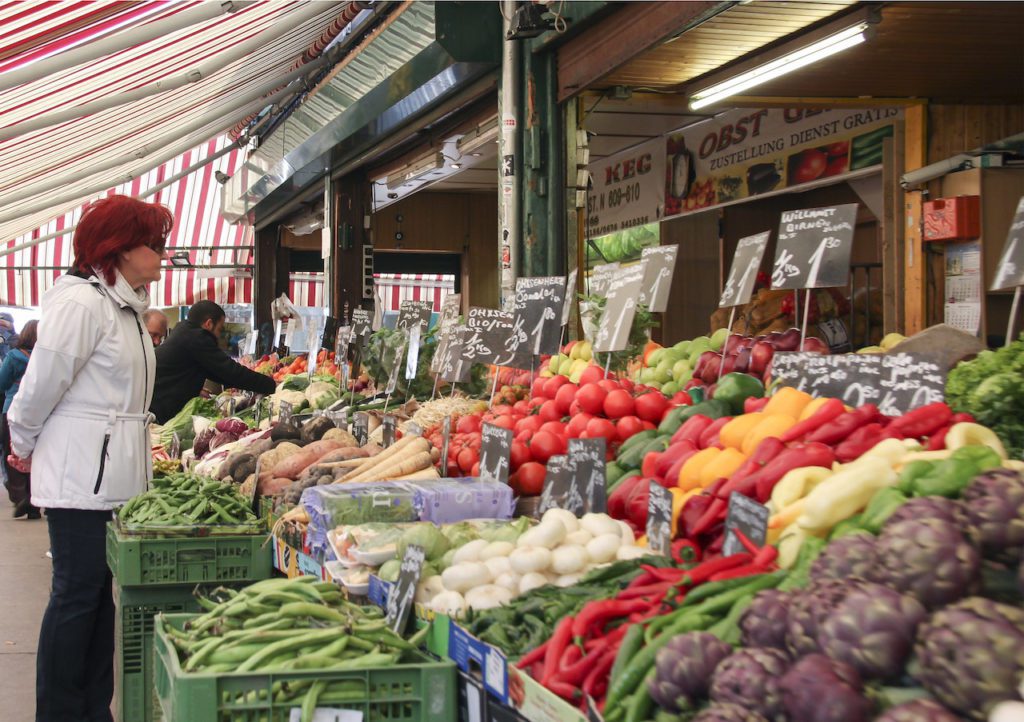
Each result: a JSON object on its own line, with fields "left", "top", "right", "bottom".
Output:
{"left": 8, "top": 194, "right": 168, "bottom": 722}
{"left": 0, "top": 320, "right": 38, "bottom": 518}
{"left": 0, "top": 312, "right": 19, "bottom": 361}
{"left": 143, "top": 308, "right": 169, "bottom": 347}
{"left": 150, "top": 300, "right": 275, "bottom": 424}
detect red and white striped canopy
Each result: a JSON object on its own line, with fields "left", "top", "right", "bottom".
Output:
{"left": 374, "top": 273, "right": 456, "bottom": 313}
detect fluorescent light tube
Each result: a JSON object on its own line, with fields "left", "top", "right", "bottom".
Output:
{"left": 689, "top": 23, "right": 870, "bottom": 110}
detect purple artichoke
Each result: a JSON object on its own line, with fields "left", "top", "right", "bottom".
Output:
{"left": 739, "top": 590, "right": 792, "bottom": 651}
{"left": 786, "top": 579, "right": 860, "bottom": 657}
{"left": 691, "top": 704, "right": 769, "bottom": 722}
{"left": 883, "top": 496, "right": 966, "bottom": 530}
{"left": 709, "top": 648, "right": 789, "bottom": 721}
{"left": 962, "top": 469, "right": 1024, "bottom": 560}
{"left": 648, "top": 632, "right": 733, "bottom": 712}
{"left": 779, "top": 654, "right": 871, "bottom": 722}
{"left": 913, "top": 597, "right": 1024, "bottom": 720}
{"left": 809, "top": 532, "right": 878, "bottom": 584}
{"left": 874, "top": 699, "right": 961, "bottom": 722}
{"left": 874, "top": 518, "right": 980, "bottom": 609}
{"left": 817, "top": 583, "right": 925, "bottom": 681}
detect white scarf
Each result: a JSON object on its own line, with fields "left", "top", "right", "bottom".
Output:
{"left": 100, "top": 269, "right": 150, "bottom": 315}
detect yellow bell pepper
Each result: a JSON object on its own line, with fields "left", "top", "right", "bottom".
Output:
{"left": 770, "top": 466, "right": 833, "bottom": 511}
{"left": 741, "top": 414, "right": 797, "bottom": 456}
{"left": 719, "top": 413, "right": 765, "bottom": 450}
{"left": 763, "top": 386, "right": 813, "bottom": 420}
{"left": 678, "top": 448, "right": 721, "bottom": 491}
{"left": 698, "top": 447, "right": 747, "bottom": 488}
{"left": 797, "top": 456, "right": 897, "bottom": 536}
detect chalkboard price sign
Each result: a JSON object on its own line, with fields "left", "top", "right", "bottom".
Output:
{"left": 467, "top": 307, "right": 530, "bottom": 369}
{"left": 771, "top": 203, "right": 858, "bottom": 290}
{"left": 320, "top": 316, "right": 339, "bottom": 350}
{"left": 353, "top": 412, "right": 369, "bottom": 446}
{"left": 646, "top": 482, "right": 673, "bottom": 556}
{"left": 538, "top": 455, "right": 581, "bottom": 516}
{"left": 770, "top": 351, "right": 946, "bottom": 416}
{"left": 992, "top": 196, "right": 1024, "bottom": 291}
{"left": 562, "top": 268, "right": 578, "bottom": 326}
{"left": 385, "top": 544, "right": 425, "bottom": 633}
{"left": 382, "top": 415, "right": 397, "bottom": 448}
{"left": 514, "top": 276, "right": 566, "bottom": 356}
{"left": 430, "top": 294, "right": 462, "bottom": 373}
{"left": 594, "top": 263, "right": 646, "bottom": 353}
{"left": 439, "top": 326, "right": 471, "bottom": 383}
{"left": 278, "top": 400, "right": 293, "bottom": 424}
{"left": 639, "top": 245, "right": 679, "bottom": 313}
{"left": 720, "top": 231, "right": 771, "bottom": 308}
{"left": 351, "top": 308, "right": 372, "bottom": 346}
{"left": 589, "top": 262, "right": 620, "bottom": 297}
{"left": 479, "top": 423, "right": 513, "bottom": 485}
{"left": 723, "top": 492, "right": 769, "bottom": 557}
{"left": 568, "top": 437, "right": 607, "bottom": 514}
{"left": 384, "top": 336, "right": 408, "bottom": 395}
{"left": 396, "top": 300, "right": 433, "bottom": 331}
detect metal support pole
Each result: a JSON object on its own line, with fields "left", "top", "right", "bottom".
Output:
{"left": 498, "top": 0, "right": 522, "bottom": 308}
{"left": 800, "top": 289, "right": 812, "bottom": 350}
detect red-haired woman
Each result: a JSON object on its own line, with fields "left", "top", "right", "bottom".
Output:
{"left": 8, "top": 195, "right": 170, "bottom": 721}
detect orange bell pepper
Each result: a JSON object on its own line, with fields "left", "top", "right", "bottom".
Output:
{"left": 719, "top": 413, "right": 765, "bottom": 451}
{"left": 763, "top": 387, "right": 813, "bottom": 421}
{"left": 698, "top": 447, "right": 747, "bottom": 488}
{"left": 677, "top": 447, "right": 721, "bottom": 491}
{"left": 742, "top": 414, "right": 797, "bottom": 456}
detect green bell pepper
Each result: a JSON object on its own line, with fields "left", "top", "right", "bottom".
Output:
{"left": 828, "top": 513, "right": 870, "bottom": 539}
{"left": 913, "top": 458, "right": 979, "bottom": 498}
{"left": 712, "top": 372, "right": 765, "bottom": 415}
{"left": 656, "top": 399, "right": 731, "bottom": 435}
{"left": 687, "top": 387, "right": 705, "bottom": 404}
{"left": 860, "top": 487, "right": 908, "bottom": 534}
{"left": 950, "top": 445, "right": 1002, "bottom": 472}
{"left": 897, "top": 459, "right": 936, "bottom": 495}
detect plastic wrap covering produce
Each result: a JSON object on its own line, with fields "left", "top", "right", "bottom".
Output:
{"left": 412, "top": 477, "right": 515, "bottom": 524}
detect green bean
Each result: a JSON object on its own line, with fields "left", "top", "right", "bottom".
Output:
{"left": 235, "top": 629, "right": 344, "bottom": 672}
{"left": 301, "top": 681, "right": 327, "bottom": 722}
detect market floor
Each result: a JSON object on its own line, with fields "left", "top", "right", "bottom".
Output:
{"left": 0, "top": 499, "right": 50, "bottom": 722}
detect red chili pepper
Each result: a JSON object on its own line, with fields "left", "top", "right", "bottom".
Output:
{"left": 834, "top": 422, "right": 887, "bottom": 462}
{"left": 655, "top": 440, "right": 699, "bottom": 480}
{"left": 582, "top": 648, "right": 617, "bottom": 701}
{"left": 641, "top": 564, "right": 688, "bottom": 582}
{"left": 572, "top": 599, "right": 649, "bottom": 640}
{"left": 542, "top": 616, "right": 574, "bottom": 685}
{"left": 617, "top": 581, "right": 676, "bottom": 600}
{"left": 699, "top": 416, "right": 733, "bottom": 449}
{"left": 560, "top": 644, "right": 582, "bottom": 669}
{"left": 625, "top": 570, "right": 660, "bottom": 590}
{"left": 671, "top": 415, "right": 714, "bottom": 446}
{"left": 717, "top": 437, "right": 786, "bottom": 498}
{"left": 555, "top": 647, "right": 596, "bottom": 685}
{"left": 744, "top": 395, "right": 771, "bottom": 414}
{"left": 888, "top": 401, "right": 953, "bottom": 439}
{"left": 516, "top": 639, "right": 549, "bottom": 669}
{"left": 752, "top": 442, "right": 836, "bottom": 502}
{"left": 805, "top": 404, "right": 881, "bottom": 445}
{"left": 546, "top": 679, "right": 581, "bottom": 701}
{"left": 683, "top": 551, "right": 753, "bottom": 586}
{"left": 710, "top": 562, "right": 774, "bottom": 581}
{"left": 583, "top": 625, "right": 628, "bottom": 652}
{"left": 690, "top": 496, "right": 728, "bottom": 537}
{"left": 754, "top": 544, "right": 779, "bottom": 567}
{"left": 702, "top": 476, "right": 731, "bottom": 499}
{"left": 780, "top": 397, "right": 846, "bottom": 443}
{"left": 672, "top": 538, "right": 701, "bottom": 564}
{"left": 731, "top": 528, "right": 761, "bottom": 555}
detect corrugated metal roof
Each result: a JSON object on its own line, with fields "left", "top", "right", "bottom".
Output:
{"left": 0, "top": 0, "right": 354, "bottom": 245}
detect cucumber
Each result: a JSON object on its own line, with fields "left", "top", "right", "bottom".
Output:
{"left": 615, "top": 429, "right": 658, "bottom": 462}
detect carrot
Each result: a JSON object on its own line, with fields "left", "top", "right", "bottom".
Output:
{"left": 338, "top": 436, "right": 428, "bottom": 483}
{"left": 341, "top": 450, "right": 433, "bottom": 483}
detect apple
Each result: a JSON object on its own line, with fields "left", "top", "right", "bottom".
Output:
{"left": 720, "top": 354, "right": 737, "bottom": 376}
{"left": 693, "top": 350, "right": 718, "bottom": 380}
{"left": 734, "top": 347, "right": 751, "bottom": 374}
{"left": 774, "top": 328, "right": 802, "bottom": 352}
{"left": 801, "top": 337, "right": 830, "bottom": 354}
{"left": 749, "top": 340, "right": 775, "bottom": 375}
{"left": 700, "top": 354, "right": 722, "bottom": 384}
{"left": 723, "top": 334, "right": 747, "bottom": 356}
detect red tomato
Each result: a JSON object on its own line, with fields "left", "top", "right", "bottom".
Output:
{"left": 578, "top": 365, "right": 605, "bottom": 387}
{"left": 576, "top": 383, "right": 608, "bottom": 415}
{"left": 471, "top": 462, "right": 480, "bottom": 476}
{"left": 457, "top": 448, "right": 477, "bottom": 473}
{"left": 513, "top": 400, "right": 529, "bottom": 415}
{"left": 671, "top": 391, "right": 693, "bottom": 406}
{"left": 539, "top": 421, "right": 566, "bottom": 437}
{"left": 604, "top": 389, "right": 636, "bottom": 419}
{"left": 569, "top": 399, "right": 582, "bottom": 416}
{"left": 456, "top": 415, "right": 481, "bottom": 434}
{"left": 489, "top": 415, "right": 516, "bottom": 431}
{"left": 531, "top": 377, "right": 546, "bottom": 398}
{"left": 510, "top": 440, "right": 531, "bottom": 470}
{"left": 566, "top": 412, "right": 593, "bottom": 439}
{"left": 515, "top": 429, "right": 533, "bottom": 443}
{"left": 597, "top": 379, "right": 620, "bottom": 393}
{"left": 791, "top": 149, "right": 827, "bottom": 184}
{"left": 530, "top": 430, "right": 565, "bottom": 463}
{"left": 538, "top": 399, "right": 562, "bottom": 423}
{"left": 512, "top": 461, "right": 546, "bottom": 495}
{"left": 515, "top": 415, "right": 543, "bottom": 435}
{"left": 619, "top": 378, "right": 634, "bottom": 393}
{"left": 586, "top": 417, "right": 618, "bottom": 444}
{"left": 641, "top": 421, "right": 656, "bottom": 431}
{"left": 543, "top": 375, "right": 570, "bottom": 399}
{"left": 554, "top": 383, "right": 577, "bottom": 416}
{"left": 635, "top": 391, "right": 670, "bottom": 424}
{"left": 616, "top": 415, "right": 645, "bottom": 442}
{"left": 529, "top": 396, "right": 546, "bottom": 410}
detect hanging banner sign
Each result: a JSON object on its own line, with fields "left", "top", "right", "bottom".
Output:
{"left": 586, "top": 138, "right": 666, "bottom": 239}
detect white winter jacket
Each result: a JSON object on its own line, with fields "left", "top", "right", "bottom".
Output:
{"left": 9, "top": 270, "right": 156, "bottom": 510}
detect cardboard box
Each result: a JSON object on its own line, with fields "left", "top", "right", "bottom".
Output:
{"left": 271, "top": 535, "right": 329, "bottom": 581}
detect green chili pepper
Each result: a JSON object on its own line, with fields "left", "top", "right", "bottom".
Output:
{"left": 860, "top": 487, "right": 908, "bottom": 534}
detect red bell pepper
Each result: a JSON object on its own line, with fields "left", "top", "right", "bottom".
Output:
{"left": 641, "top": 451, "right": 662, "bottom": 479}
{"left": 887, "top": 401, "right": 953, "bottom": 439}
{"left": 671, "top": 415, "right": 714, "bottom": 446}
{"left": 744, "top": 396, "right": 771, "bottom": 414}
{"left": 690, "top": 496, "right": 728, "bottom": 538}
{"left": 718, "top": 442, "right": 835, "bottom": 502}
{"left": 726, "top": 437, "right": 786, "bottom": 485}
{"left": 608, "top": 475, "right": 644, "bottom": 519}
{"left": 805, "top": 404, "right": 881, "bottom": 445}
{"left": 779, "top": 397, "right": 845, "bottom": 443}
{"left": 698, "top": 416, "right": 732, "bottom": 449}
{"left": 673, "top": 538, "right": 701, "bottom": 563}
{"left": 665, "top": 447, "right": 701, "bottom": 485}
{"left": 834, "top": 422, "right": 887, "bottom": 462}
{"left": 625, "top": 481, "right": 651, "bottom": 528}
{"left": 655, "top": 440, "right": 699, "bottom": 479}
{"left": 680, "top": 493, "right": 714, "bottom": 537}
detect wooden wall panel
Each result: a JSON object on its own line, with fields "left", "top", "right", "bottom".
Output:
{"left": 927, "top": 104, "right": 1024, "bottom": 163}
{"left": 370, "top": 191, "right": 499, "bottom": 309}
{"left": 660, "top": 210, "right": 721, "bottom": 344}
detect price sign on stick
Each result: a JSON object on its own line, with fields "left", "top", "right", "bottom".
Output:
{"left": 386, "top": 544, "right": 425, "bottom": 633}
{"left": 396, "top": 300, "right": 433, "bottom": 331}
{"left": 384, "top": 335, "right": 408, "bottom": 395}
{"left": 771, "top": 204, "right": 858, "bottom": 290}
{"left": 353, "top": 412, "right": 369, "bottom": 446}
{"left": 720, "top": 231, "right": 771, "bottom": 308}
{"left": 569, "top": 438, "right": 607, "bottom": 514}
{"left": 382, "top": 415, "right": 397, "bottom": 448}
{"left": 594, "top": 263, "right": 646, "bottom": 353}
{"left": 405, "top": 324, "right": 422, "bottom": 380}
{"left": 561, "top": 268, "right": 578, "bottom": 326}
{"left": 351, "top": 309, "right": 372, "bottom": 347}
{"left": 320, "top": 316, "right": 339, "bottom": 351}
{"left": 723, "top": 492, "right": 770, "bottom": 557}
{"left": 479, "top": 423, "right": 513, "bottom": 484}
{"left": 639, "top": 245, "right": 679, "bottom": 313}
{"left": 514, "top": 276, "right": 566, "bottom": 356}
{"left": 467, "top": 307, "right": 530, "bottom": 368}
{"left": 589, "top": 262, "right": 620, "bottom": 297}
{"left": 440, "top": 326, "right": 472, "bottom": 384}
{"left": 647, "top": 482, "right": 673, "bottom": 555}
{"left": 992, "top": 196, "right": 1024, "bottom": 291}
{"left": 538, "top": 455, "right": 579, "bottom": 516}
{"left": 430, "top": 294, "right": 462, "bottom": 373}
{"left": 278, "top": 401, "right": 293, "bottom": 425}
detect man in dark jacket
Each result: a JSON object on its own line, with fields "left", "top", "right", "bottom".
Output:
{"left": 150, "top": 301, "right": 276, "bottom": 423}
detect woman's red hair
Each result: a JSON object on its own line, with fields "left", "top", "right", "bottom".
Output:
{"left": 72, "top": 195, "right": 174, "bottom": 285}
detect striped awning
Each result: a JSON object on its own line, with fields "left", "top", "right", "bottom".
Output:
{"left": 373, "top": 273, "right": 455, "bottom": 313}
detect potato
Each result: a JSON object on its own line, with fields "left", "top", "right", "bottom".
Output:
{"left": 322, "top": 428, "right": 358, "bottom": 447}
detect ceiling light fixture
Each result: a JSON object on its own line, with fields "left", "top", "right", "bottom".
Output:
{"left": 456, "top": 118, "right": 499, "bottom": 157}
{"left": 169, "top": 251, "right": 192, "bottom": 268}
{"left": 689, "top": 21, "right": 873, "bottom": 110}
{"left": 384, "top": 152, "right": 445, "bottom": 190}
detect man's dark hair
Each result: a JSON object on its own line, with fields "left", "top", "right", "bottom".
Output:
{"left": 187, "top": 300, "right": 225, "bottom": 327}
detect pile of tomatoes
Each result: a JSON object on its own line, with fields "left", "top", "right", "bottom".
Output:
{"left": 424, "top": 364, "right": 687, "bottom": 496}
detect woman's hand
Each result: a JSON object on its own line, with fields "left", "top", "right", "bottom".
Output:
{"left": 7, "top": 454, "right": 31, "bottom": 473}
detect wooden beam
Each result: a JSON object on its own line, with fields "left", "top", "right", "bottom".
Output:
{"left": 556, "top": 1, "right": 722, "bottom": 102}
{"left": 903, "top": 103, "right": 927, "bottom": 334}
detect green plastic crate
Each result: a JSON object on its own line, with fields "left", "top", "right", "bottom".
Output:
{"left": 107, "top": 523, "right": 273, "bottom": 587}
{"left": 154, "top": 613, "right": 457, "bottom": 722}
{"left": 115, "top": 584, "right": 206, "bottom": 722}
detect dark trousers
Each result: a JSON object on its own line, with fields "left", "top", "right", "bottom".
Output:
{"left": 1, "top": 412, "right": 31, "bottom": 506}
{"left": 37, "top": 508, "right": 114, "bottom": 722}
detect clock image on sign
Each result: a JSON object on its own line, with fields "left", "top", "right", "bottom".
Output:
{"left": 771, "top": 203, "right": 857, "bottom": 290}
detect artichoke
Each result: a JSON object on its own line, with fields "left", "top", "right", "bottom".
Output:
{"left": 691, "top": 704, "right": 769, "bottom": 722}
{"left": 787, "top": 579, "right": 860, "bottom": 657}
{"left": 913, "top": 597, "right": 1024, "bottom": 720}
{"left": 874, "top": 517, "right": 980, "bottom": 609}
{"left": 874, "top": 699, "right": 961, "bottom": 722}
{"left": 817, "top": 582, "right": 925, "bottom": 681}
{"left": 778, "top": 654, "right": 871, "bottom": 722}
{"left": 883, "top": 495, "right": 966, "bottom": 530}
{"left": 962, "top": 468, "right": 1024, "bottom": 561}
{"left": 649, "top": 632, "right": 733, "bottom": 712}
{"left": 709, "top": 648, "right": 789, "bottom": 721}
{"left": 809, "top": 532, "right": 878, "bottom": 584}
{"left": 739, "top": 590, "right": 792, "bottom": 651}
